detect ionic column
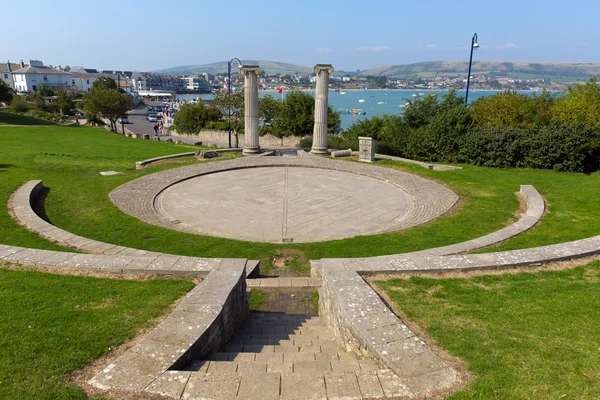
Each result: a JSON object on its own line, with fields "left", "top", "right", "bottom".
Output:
{"left": 311, "top": 64, "right": 334, "bottom": 155}
{"left": 241, "top": 65, "right": 261, "bottom": 155}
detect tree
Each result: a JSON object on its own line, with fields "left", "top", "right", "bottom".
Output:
{"left": 0, "top": 81, "right": 13, "bottom": 104}
{"left": 554, "top": 77, "right": 600, "bottom": 128}
{"left": 83, "top": 86, "right": 135, "bottom": 132}
{"left": 57, "top": 89, "right": 75, "bottom": 116}
{"left": 211, "top": 90, "right": 244, "bottom": 147}
{"left": 92, "top": 77, "right": 118, "bottom": 90}
{"left": 258, "top": 94, "right": 283, "bottom": 140}
{"left": 172, "top": 102, "right": 221, "bottom": 134}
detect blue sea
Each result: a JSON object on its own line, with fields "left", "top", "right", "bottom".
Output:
{"left": 178, "top": 90, "right": 541, "bottom": 130}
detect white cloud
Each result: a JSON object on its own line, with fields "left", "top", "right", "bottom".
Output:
{"left": 419, "top": 44, "right": 438, "bottom": 49}
{"left": 357, "top": 45, "right": 390, "bottom": 52}
{"left": 315, "top": 48, "right": 333, "bottom": 53}
{"left": 497, "top": 43, "right": 519, "bottom": 50}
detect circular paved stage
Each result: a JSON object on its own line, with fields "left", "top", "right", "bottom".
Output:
{"left": 110, "top": 156, "right": 459, "bottom": 244}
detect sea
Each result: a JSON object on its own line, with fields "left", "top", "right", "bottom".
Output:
{"left": 177, "top": 90, "right": 544, "bottom": 130}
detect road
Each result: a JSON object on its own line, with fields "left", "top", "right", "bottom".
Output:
{"left": 124, "top": 103, "right": 229, "bottom": 147}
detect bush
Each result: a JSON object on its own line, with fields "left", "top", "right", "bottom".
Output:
{"left": 172, "top": 103, "right": 221, "bottom": 134}
{"left": 470, "top": 91, "right": 556, "bottom": 128}
{"left": 554, "top": 77, "right": 600, "bottom": 128}
{"left": 299, "top": 135, "right": 356, "bottom": 150}
{"left": 10, "top": 96, "right": 30, "bottom": 113}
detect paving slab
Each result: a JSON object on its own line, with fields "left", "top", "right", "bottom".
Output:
{"left": 324, "top": 371, "right": 362, "bottom": 400}
{"left": 183, "top": 371, "right": 241, "bottom": 400}
{"left": 146, "top": 370, "right": 191, "bottom": 398}
{"left": 237, "top": 371, "right": 280, "bottom": 400}
{"left": 281, "top": 372, "right": 327, "bottom": 400}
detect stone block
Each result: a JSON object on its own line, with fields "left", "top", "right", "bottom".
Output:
{"left": 146, "top": 370, "right": 191, "bottom": 398}
{"left": 324, "top": 371, "right": 361, "bottom": 400}
{"left": 281, "top": 372, "right": 326, "bottom": 400}
{"left": 330, "top": 149, "right": 352, "bottom": 158}
{"left": 195, "top": 150, "right": 218, "bottom": 159}
{"left": 237, "top": 371, "right": 280, "bottom": 400}
{"left": 359, "top": 136, "right": 375, "bottom": 162}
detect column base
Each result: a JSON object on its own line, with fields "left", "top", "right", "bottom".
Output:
{"left": 243, "top": 147, "right": 261, "bottom": 155}
{"left": 310, "top": 147, "right": 330, "bottom": 155}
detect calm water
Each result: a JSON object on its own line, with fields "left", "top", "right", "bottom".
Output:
{"left": 178, "top": 90, "right": 539, "bottom": 130}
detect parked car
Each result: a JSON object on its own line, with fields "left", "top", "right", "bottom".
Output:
{"left": 154, "top": 105, "right": 163, "bottom": 113}
{"left": 147, "top": 113, "right": 157, "bottom": 122}
{"left": 117, "top": 116, "right": 129, "bottom": 124}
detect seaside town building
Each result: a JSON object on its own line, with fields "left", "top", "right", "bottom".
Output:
{"left": 10, "top": 60, "right": 71, "bottom": 92}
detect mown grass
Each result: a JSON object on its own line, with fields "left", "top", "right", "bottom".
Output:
{"left": 374, "top": 261, "right": 600, "bottom": 399}
{"left": 0, "top": 265, "right": 194, "bottom": 399}
{"left": 0, "top": 110, "right": 56, "bottom": 125}
{"left": 1, "top": 122, "right": 599, "bottom": 263}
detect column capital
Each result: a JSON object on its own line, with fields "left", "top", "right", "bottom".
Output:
{"left": 240, "top": 65, "right": 261, "bottom": 75}
{"left": 314, "top": 64, "right": 334, "bottom": 74}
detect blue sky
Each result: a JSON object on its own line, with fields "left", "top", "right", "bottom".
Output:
{"left": 4, "top": 0, "right": 599, "bottom": 72}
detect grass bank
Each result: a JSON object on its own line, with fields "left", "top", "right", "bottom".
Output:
{"left": 374, "top": 261, "right": 600, "bottom": 399}
{"left": 1, "top": 120, "right": 599, "bottom": 263}
{"left": 0, "top": 265, "right": 194, "bottom": 399}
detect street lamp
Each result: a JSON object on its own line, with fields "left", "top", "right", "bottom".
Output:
{"left": 465, "top": 33, "right": 479, "bottom": 105}
{"left": 227, "top": 57, "right": 241, "bottom": 148}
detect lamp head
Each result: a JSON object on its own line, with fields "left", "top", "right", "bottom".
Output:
{"left": 473, "top": 42, "right": 480, "bottom": 50}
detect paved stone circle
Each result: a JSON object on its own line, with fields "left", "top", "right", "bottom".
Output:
{"left": 112, "top": 156, "right": 459, "bottom": 243}
{"left": 157, "top": 167, "right": 417, "bottom": 243}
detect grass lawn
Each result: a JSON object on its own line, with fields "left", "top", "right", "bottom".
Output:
{"left": 374, "top": 261, "right": 600, "bottom": 399}
{"left": 1, "top": 119, "right": 600, "bottom": 264}
{"left": 0, "top": 110, "right": 56, "bottom": 126}
{"left": 0, "top": 265, "right": 194, "bottom": 399}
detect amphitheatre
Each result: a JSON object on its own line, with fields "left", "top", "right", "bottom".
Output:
{"left": 1, "top": 64, "right": 600, "bottom": 400}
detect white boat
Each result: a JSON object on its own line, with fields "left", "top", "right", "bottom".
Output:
{"left": 358, "top": 99, "right": 365, "bottom": 103}
{"left": 377, "top": 102, "right": 384, "bottom": 104}
{"left": 412, "top": 94, "right": 418, "bottom": 97}
{"left": 419, "top": 92, "right": 425, "bottom": 96}
{"left": 340, "top": 92, "right": 347, "bottom": 95}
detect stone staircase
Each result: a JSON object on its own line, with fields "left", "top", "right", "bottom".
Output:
{"left": 172, "top": 312, "right": 412, "bottom": 399}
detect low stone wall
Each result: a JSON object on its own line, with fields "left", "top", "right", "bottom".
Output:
{"left": 171, "top": 129, "right": 306, "bottom": 148}
{"left": 90, "top": 259, "right": 249, "bottom": 391}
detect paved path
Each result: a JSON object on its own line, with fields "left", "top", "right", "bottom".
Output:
{"left": 168, "top": 313, "right": 410, "bottom": 400}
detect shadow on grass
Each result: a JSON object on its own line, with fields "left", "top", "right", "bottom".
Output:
{"left": 0, "top": 164, "right": 15, "bottom": 172}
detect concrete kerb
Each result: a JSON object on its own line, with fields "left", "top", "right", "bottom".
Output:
{"left": 135, "top": 148, "right": 244, "bottom": 169}
{"left": 349, "top": 151, "right": 463, "bottom": 171}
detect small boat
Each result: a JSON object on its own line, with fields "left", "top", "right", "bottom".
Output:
{"left": 419, "top": 93, "right": 425, "bottom": 96}
{"left": 412, "top": 94, "right": 418, "bottom": 97}
{"left": 358, "top": 99, "right": 365, "bottom": 103}
{"left": 340, "top": 92, "right": 347, "bottom": 95}
{"left": 377, "top": 102, "right": 384, "bottom": 104}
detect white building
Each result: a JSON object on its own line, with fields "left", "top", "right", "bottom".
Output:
{"left": 0, "top": 60, "right": 27, "bottom": 89}
{"left": 11, "top": 60, "right": 71, "bottom": 92}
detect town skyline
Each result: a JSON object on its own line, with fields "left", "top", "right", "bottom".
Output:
{"left": 3, "top": 0, "right": 599, "bottom": 72}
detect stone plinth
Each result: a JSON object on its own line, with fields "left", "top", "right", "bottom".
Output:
{"left": 311, "top": 64, "right": 334, "bottom": 155}
{"left": 240, "top": 65, "right": 261, "bottom": 155}
{"left": 359, "top": 136, "right": 375, "bottom": 162}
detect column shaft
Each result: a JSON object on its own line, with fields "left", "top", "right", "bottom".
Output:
{"left": 241, "top": 65, "right": 261, "bottom": 154}
{"left": 311, "top": 64, "right": 334, "bottom": 155}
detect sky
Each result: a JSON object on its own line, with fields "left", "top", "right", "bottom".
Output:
{"left": 3, "top": 0, "right": 599, "bottom": 72}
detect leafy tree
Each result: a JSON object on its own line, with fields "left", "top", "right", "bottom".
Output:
{"left": 83, "top": 86, "right": 135, "bottom": 132}
{"left": 554, "top": 77, "right": 600, "bottom": 128}
{"left": 35, "top": 84, "right": 55, "bottom": 97}
{"left": 258, "top": 94, "right": 283, "bottom": 138}
{"left": 172, "top": 102, "right": 221, "bottom": 134}
{"left": 56, "top": 89, "right": 75, "bottom": 115}
{"left": 92, "top": 77, "right": 118, "bottom": 90}
{"left": 471, "top": 90, "right": 555, "bottom": 128}
{"left": 275, "top": 90, "right": 341, "bottom": 137}
{"left": 0, "top": 81, "right": 13, "bottom": 104}
{"left": 211, "top": 90, "right": 244, "bottom": 147}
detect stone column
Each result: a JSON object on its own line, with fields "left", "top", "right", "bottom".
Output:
{"left": 311, "top": 64, "right": 334, "bottom": 155}
{"left": 241, "top": 65, "right": 261, "bottom": 155}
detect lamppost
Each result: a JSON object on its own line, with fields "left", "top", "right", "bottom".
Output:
{"left": 227, "top": 57, "right": 241, "bottom": 148}
{"left": 465, "top": 33, "right": 479, "bottom": 105}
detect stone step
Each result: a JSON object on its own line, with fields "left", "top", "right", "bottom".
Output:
{"left": 246, "top": 277, "right": 321, "bottom": 288}
{"left": 179, "top": 369, "right": 411, "bottom": 400}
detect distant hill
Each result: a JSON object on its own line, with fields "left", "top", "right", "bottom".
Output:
{"left": 155, "top": 60, "right": 314, "bottom": 75}
{"left": 360, "top": 61, "right": 600, "bottom": 81}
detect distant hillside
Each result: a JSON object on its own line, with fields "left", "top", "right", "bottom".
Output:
{"left": 155, "top": 60, "right": 314, "bottom": 75}
{"left": 360, "top": 61, "right": 600, "bottom": 81}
